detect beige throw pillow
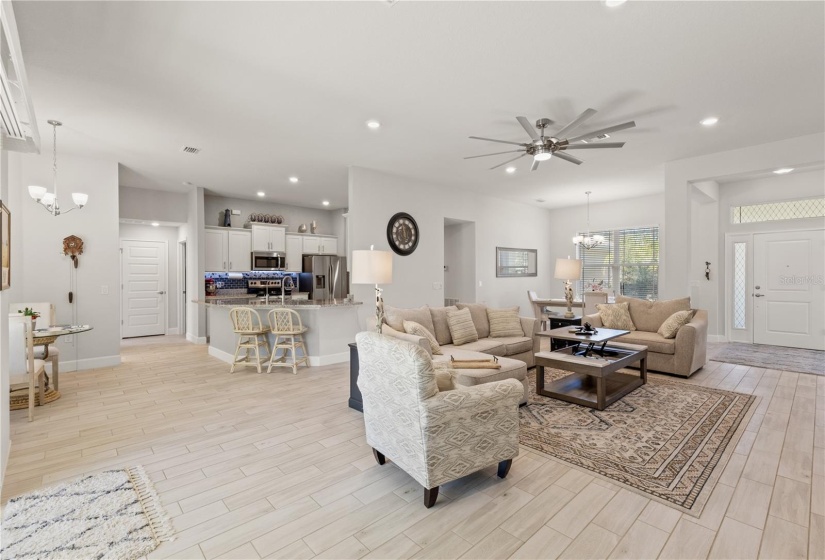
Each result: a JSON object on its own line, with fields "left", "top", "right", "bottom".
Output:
{"left": 383, "top": 305, "right": 436, "bottom": 338}
{"left": 403, "top": 320, "right": 443, "bottom": 355}
{"left": 487, "top": 307, "right": 524, "bottom": 338}
{"left": 428, "top": 306, "right": 457, "bottom": 346}
{"left": 456, "top": 303, "right": 491, "bottom": 339}
{"left": 446, "top": 308, "right": 479, "bottom": 346}
{"left": 657, "top": 310, "right": 695, "bottom": 339}
{"left": 596, "top": 302, "right": 637, "bottom": 331}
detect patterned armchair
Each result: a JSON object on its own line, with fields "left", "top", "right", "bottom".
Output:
{"left": 355, "top": 331, "right": 522, "bottom": 508}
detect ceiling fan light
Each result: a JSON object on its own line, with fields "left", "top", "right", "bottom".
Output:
{"left": 28, "top": 185, "right": 47, "bottom": 201}
{"left": 534, "top": 150, "right": 553, "bottom": 162}
{"left": 72, "top": 193, "right": 89, "bottom": 207}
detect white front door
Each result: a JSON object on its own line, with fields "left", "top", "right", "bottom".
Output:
{"left": 121, "top": 240, "right": 167, "bottom": 338}
{"left": 753, "top": 230, "right": 825, "bottom": 350}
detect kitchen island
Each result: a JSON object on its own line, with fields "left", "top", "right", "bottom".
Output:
{"left": 196, "top": 298, "right": 363, "bottom": 367}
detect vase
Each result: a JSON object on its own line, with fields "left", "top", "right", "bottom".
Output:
{"left": 298, "top": 224, "right": 307, "bottom": 233}
{"left": 310, "top": 220, "right": 318, "bottom": 234}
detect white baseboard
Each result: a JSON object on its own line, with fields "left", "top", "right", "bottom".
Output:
{"left": 166, "top": 327, "right": 180, "bottom": 335}
{"left": 58, "top": 355, "right": 121, "bottom": 372}
{"left": 708, "top": 335, "right": 728, "bottom": 343}
{"left": 186, "top": 333, "right": 207, "bottom": 344}
{"left": 207, "top": 346, "right": 348, "bottom": 367}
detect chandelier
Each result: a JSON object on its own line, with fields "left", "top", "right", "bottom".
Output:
{"left": 572, "top": 191, "right": 605, "bottom": 249}
{"left": 27, "top": 120, "right": 88, "bottom": 216}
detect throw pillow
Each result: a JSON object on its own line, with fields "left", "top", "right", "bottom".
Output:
{"left": 487, "top": 307, "right": 524, "bottom": 338}
{"left": 456, "top": 303, "right": 491, "bottom": 338}
{"left": 383, "top": 305, "right": 436, "bottom": 338}
{"left": 657, "top": 309, "right": 696, "bottom": 339}
{"left": 428, "top": 306, "right": 457, "bottom": 346}
{"left": 596, "top": 302, "right": 636, "bottom": 331}
{"left": 446, "top": 308, "right": 479, "bottom": 346}
{"left": 404, "top": 320, "right": 443, "bottom": 355}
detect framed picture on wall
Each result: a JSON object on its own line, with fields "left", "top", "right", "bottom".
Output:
{"left": 1, "top": 201, "right": 9, "bottom": 290}
{"left": 496, "top": 247, "right": 537, "bottom": 277}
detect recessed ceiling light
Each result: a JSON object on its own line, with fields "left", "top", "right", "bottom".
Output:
{"left": 322, "top": 200, "right": 330, "bottom": 206}
{"left": 257, "top": 191, "right": 265, "bottom": 197}
{"left": 151, "top": 222, "right": 159, "bottom": 227}
{"left": 505, "top": 167, "right": 517, "bottom": 174}
{"left": 182, "top": 181, "right": 193, "bottom": 186}
{"left": 289, "top": 176, "right": 299, "bottom": 183}
{"left": 700, "top": 117, "right": 719, "bottom": 126}
{"left": 773, "top": 168, "right": 794, "bottom": 174}
{"left": 366, "top": 120, "right": 381, "bottom": 129}
{"left": 604, "top": 0, "right": 627, "bottom": 6}
{"left": 536, "top": 199, "right": 546, "bottom": 203}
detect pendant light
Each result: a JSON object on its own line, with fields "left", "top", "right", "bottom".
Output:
{"left": 572, "top": 191, "right": 605, "bottom": 249}
{"left": 27, "top": 120, "right": 88, "bottom": 216}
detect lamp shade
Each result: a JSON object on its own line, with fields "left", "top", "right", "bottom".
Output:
{"left": 554, "top": 257, "right": 582, "bottom": 280}
{"left": 351, "top": 250, "right": 393, "bottom": 285}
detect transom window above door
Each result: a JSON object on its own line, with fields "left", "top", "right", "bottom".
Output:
{"left": 730, "top": 196, "right": 825, "bottom": 224}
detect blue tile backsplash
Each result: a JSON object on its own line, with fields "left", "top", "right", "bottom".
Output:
{"left": 205, "top": 271, "right": 299, "bottom": 291}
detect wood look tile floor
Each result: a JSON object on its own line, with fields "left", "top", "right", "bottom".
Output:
{"left": 3, "top": 339, "right": 824, "bottom": 560}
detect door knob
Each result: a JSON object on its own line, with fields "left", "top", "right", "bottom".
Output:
{"left": 158, "top": 291, "right": 166, "bottom": 295}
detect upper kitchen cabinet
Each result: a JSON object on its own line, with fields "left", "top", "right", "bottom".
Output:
{"left": 285, "top": 234, "right": 303, "bottom": 272}
{"left": 205, "top": 227, "right": 251, "bottom": 272}
{"left": 250, "top": 224, "right": 286, "bottom": 252}
{"left": 302, "top": 235, "right": 338, "bottom": 255}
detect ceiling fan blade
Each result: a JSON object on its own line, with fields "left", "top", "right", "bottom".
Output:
{"left": 553, "top": 151, "right": 583, "bottom": 165}
{"left": 489, "top": 153, "right": 527, "bottom": 170}
{"left": 531, "top": 159, "right": 540, "bottom": 171}
{"left": 469, "top": 136, "right": 528, "bottom": 147}
{"left": 566, "top": 121, "right": 636, "bottom": 143}
{"left": 516, "top": 116, "right": 540, "bottom": 141}
{"left": 464, "top": 149, "right": 524, "bottom": 160}
{"left": 563, "top": 142, "right": 626, "bottom": 149}
{"left": 553, "top": 108, "right": 597, "bottom": 140}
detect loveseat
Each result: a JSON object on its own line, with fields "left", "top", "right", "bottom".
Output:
{"left": 378, "top": 303, "right": 539, "bottom": 404}
{"left": 584, "top": 296, "right": 708, "bottom": 377}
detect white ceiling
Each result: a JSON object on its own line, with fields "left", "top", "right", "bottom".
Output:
{"left": 13, "top": 1, "right": 825, "bottom": 210}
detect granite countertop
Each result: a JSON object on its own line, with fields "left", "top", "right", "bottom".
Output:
{"left": 196, "top": 297, "right": 362, "bottom": 309}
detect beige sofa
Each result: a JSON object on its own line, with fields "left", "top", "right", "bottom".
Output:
{"left": 584, "top": 296, "right": 708, "bottom": 378}
{"left": 379, "top": 303, "right": 540, "bottom": 404}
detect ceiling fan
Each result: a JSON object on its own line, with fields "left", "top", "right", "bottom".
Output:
{"left": 465, "top": 108, "right": 635, "bottom": 171}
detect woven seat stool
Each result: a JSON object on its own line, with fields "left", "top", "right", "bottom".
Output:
{"left": 267, "top": 308, "right": 309, "bottom": 374}
{"left": 229, "top": 307, "right": 271, "bottom": 373}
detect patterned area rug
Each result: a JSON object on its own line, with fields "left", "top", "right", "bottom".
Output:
{"left": 520, "top": 369, "right": 756, "bottom": 516}
{"left": 709, "top": 342, "right": 824, "bottom": 376}
{"left": 1, "top": 466, "right": 174, "bottom": 560}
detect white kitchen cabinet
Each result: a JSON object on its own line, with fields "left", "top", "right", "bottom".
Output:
{"left": 251, "top": 224, "right": 286, "bottom": 252}
{"left": 301, "top": 235, "right": 338, "bottom": 255}
{"left": 205, "top": 229, "right": 226, "bottom": 272}
{"left": 285, "top": 234, "right": 303, "bottom": 272}
{"left": 227, "top": 230, "right": 251, "bottom": 271}
{"left": 205, "top": 228, "right": 251, "bottom": 272}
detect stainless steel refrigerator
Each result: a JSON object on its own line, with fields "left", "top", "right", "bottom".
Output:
{"left": 301, "top": 255, "right": 347, "bottom": 301}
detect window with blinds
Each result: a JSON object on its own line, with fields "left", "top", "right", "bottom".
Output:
{"left": 576, "top": 226, "right": 659, "bottom": 300}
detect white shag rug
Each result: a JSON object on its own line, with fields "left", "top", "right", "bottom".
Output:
{"left": 1, "top": 465, "right": 174, "bottom": 560}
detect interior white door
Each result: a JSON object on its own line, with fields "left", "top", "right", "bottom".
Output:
{"left": 753, "top": 230, "right": 825, "bottom": 350}
{"left": 122, "top": 240, "right": 167, "bottom": 338}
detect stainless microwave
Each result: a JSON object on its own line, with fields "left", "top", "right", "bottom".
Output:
{"left": 251, "top": 251, "right": 285, "bottom": 271}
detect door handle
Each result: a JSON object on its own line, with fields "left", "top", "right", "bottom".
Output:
{"left": 229, "top": 262, "right": 232, "bottom": 269}
{"left": 753, "top": 293, "right": 765, "bottom": 297}
{"left": 158, "top": 291, "right": 166, "bottom": 295}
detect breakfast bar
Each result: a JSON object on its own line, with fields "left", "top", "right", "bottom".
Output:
{"left": 196, "top": 298, "right": 363, "bottom": 367}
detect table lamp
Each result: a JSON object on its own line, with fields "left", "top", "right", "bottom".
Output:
{"left": 554, "top": 257, "right": 582, "bottom": 319}
{"left": 352, "top": 246, "right": 393, "bottom": 333}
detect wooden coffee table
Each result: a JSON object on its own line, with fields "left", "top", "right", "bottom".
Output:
{"left": 536, "top": 327, "right": 647, "bottom": 410}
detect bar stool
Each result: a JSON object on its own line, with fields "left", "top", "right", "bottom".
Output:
{"left": 229, "top": 307, "right": 271, "bottom": 373}
{"left": 267, "top": 309, "right": 309, "bottom": 374}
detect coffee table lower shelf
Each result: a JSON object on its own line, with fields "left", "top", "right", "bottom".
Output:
{"left": 535, "top": 343, "right": 647, "bottom": 411}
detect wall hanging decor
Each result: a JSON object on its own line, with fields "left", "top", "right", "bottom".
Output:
{"left": 63, "top": 235, "right": 83, "bottom": 268}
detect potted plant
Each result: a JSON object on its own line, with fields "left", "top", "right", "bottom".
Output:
{"left": 18, "top": 307, "right": 40, "bottom": 330}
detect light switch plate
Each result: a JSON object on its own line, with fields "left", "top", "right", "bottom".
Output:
{"left": 100, "top": 285, "right": 109, "bottom": 295}
{"left": 231, "top": 209, "right": 241, "bottom": 215}
{"left": 432, "top": 282, "right": 443, "bottom": 290}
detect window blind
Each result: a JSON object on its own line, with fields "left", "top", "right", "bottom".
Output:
{"left": 575, "top": 226, "right": 659, "bottom": 299}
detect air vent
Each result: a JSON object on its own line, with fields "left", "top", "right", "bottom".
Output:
{"left": 181, "top": 146, "right": 201, "bottom": 154}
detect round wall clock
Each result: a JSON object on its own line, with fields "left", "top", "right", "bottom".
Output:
{"left": 387, "top": 212, "right": 419, "bottom": 256}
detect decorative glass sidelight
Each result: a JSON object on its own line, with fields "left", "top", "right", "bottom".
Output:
{"left": 733, "top": 242, "right": 747, "bottom": 329}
